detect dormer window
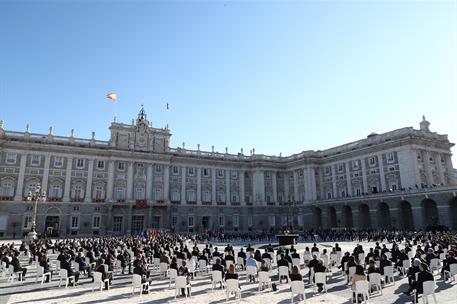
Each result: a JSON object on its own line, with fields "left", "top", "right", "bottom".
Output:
{"left": 31, "top": 155, "right": 41, "bottom": 166}
{"left": 97, "top": 160, "right": 105, "bottom": 170}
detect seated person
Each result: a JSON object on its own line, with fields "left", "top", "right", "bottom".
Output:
{"left": 289, "top": 265, "right": 302, "bottom": 281}
{"left": 95, "top": 259, "right": 112, "bottom": 290}
{"left": 351, "top": 265, "right": 367, "bottom": 303}
{"left": 39, "top": 254, "right": 52, "bottom": 283}
{"left": 177, "top": 260, "right": 191, "bottom": 296}
{"left": 313, "top": 259, "right": 326, "bottom": 292}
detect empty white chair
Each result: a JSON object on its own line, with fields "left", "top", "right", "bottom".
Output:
{"left": 153, "top": 258, "right": 161, "bottom": 269}
{"left": 290, "top": 280, "right": 307, "bottom": 303}
{"left": 348, "top": 266, "right": 357, "bottom": 283}
{"left": 313, "top": 272, "right": 327, "bottom": 293}
{"left": 212, "top": 271, "right": 224, "bottom": 290}
{"left": 443, "top": 263, "right": 457, "bottom": 281}
{"left": 169, "top": 268, "right": 178, "bottom": 288}
{"left": 399, "top": 259, "right": 411, "bottom": 276}
{"left": 429, "top": 259, "right": 441, "bottom": 274}
{"left": 226, "top": 279, "right": 241, "bottom": 302}
{"left": 439, "top": 253, "right": 446, "bottom": 261}
{"left": 236, "top": 257, "right": 245, "bottom": 270}
{"left": 384, "top": 252, "right": 392, "bottom": 260}
{"left": 132, "top": 273, "right": 149, "bottom": 296}
{"left": 358, "top": 253, "right": 366, "bottom": 265}
{"left": 278, "top": 265, "right": 289, "bottom": 284}
{"left": 159, "top": 262, "right": 168, "bottom": 277}
{"left": 246, "top": 265, "right": 258, "bottom": 283}
{"left": 92, "top": 272, "right": 109, "bottom": 292}
{"left": 54, "top": 260, "right": 61, "bottom": 274}
{"left": 368, "top": 272, "right": 383, "bottom": 295}
{"left": 58, "top": 269, "right": 75, "bottom": 288}
{"left": 226, "top": 260, "right": 234, "bottom": 270}
{"left": 330, "top": 253, "right": 338, "bottom": 266}
{"left": 258, "top": 271, "right": 271, "bottom": 291}
{"left": 198, "top": 259, "right": 209, "bottom": 273}
{"left": 36, "top": 266, "right": 51, "bottom": 285}
{"left": 384, "top": 266, "right": 395, "bottom": 284}
{"left": 174, "top": 276, "right": 191, "bottom": 299}
{"left": 292, "top": 258, "right": 301, "bottom": 269}
{"left": 71, "top": 261, "right": 80, "bottom": 274}
{"left": 114, "top": 260, "right": 123, "bottom": 274}
{"left": 354, "top": 280, "right": 370, "bottom": 304}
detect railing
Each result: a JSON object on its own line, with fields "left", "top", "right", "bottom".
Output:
{"left": 0, "top": 196, "right": 13, "bottom": 201}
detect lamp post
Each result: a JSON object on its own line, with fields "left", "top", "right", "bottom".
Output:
{"left": 26, "top": 183, "right": 46, "bottom": 240}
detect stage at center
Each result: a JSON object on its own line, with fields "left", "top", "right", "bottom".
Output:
{"left": 276, "top": 234, "right": 299, "bottom": 246}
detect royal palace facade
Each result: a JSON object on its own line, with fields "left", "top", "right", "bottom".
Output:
{"left": 0, "top": 108, "right": 456, "bottom": 238}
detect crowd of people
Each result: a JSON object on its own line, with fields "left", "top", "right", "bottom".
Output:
{"left": 0, "top": 229, "right": 456, "bottom": 303}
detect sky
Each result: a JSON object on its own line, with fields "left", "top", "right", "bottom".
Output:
{"left": 1, "top": 0, "right": 456, "bottom": 164}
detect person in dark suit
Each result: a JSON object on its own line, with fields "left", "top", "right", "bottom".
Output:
{"left": 133, "top": 259, "right": 152, "bottom": 292}
{"left": 313, "top": 260, "right": 326, "bottom": 292}
{"left": 11, "top": 252, "right": 27, "bottom": 279}
{"left": 95, "top": 258, "right": 112, "bottom": 290}
{"left": 277, "top": 254, "right": 289, "bottom": 268}
{"left": 61, "top": 255, "right": 79, "bottom": 284}
{"left": 212, "top": 258, "right": 225, "bottom": 279}
{"left": 75, "top": 252, "right": 91, "bottom": 276}
{"left": 442, "top": 252, "right": 457, "bottom": 280}
{"left": 412, "top": 263, "right": 434, "bottom": 302}
{"left": 39, "top": 254, "right": 52, "bottom": 283}
{"left": 178, "top": 260, "right": 191, "bottom": 296}
{"left": 404, "top": 258, "right": 421, "bottom": 295}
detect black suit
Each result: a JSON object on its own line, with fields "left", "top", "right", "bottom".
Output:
{"left": 11, "top": 256, "right": 27, "bottom": 277}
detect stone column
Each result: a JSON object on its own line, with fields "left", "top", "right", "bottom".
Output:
{"left": 63, "top": 157, "right": 73, "bottom": 202}
{"left": 435, "top": 153, "right": 445, "bottom": 185}
{"left": 331, "top": 165, "right": 337, "bottom": 198}
{"left": 212, "top": 168, "right": 217, "bottom": 203}
{"left": 14, "top": 153, "right": 27, "bottom": 201}
{"left": 445, "top": 155, "right": 454, "bottom": 185}
{"left": 197, "top": 168, "right": 202, "bottom": 205}
{"left": 360, "top": 158, "right": 368, "bottom": 193}
{"left": 127, "top": 204, "right": 132, "bottom": 234}
{"left": 146, "top": 163, "right": 153, "bottom": 200}
{"left": 163, "top": 165, "right": 170, "bottom": 202}
{"left": 284, "top": 173, "right": 290, "bottom": 202}
{"left": 84, "top": 159, "right": 94, "bottom": 202}
{"left": 106, "top": 206, "right": 112, "bottom": 233}
{"left": 272, "top": 171, "right": 277, "bottom": 204}
{"left": 378, "top": 154, "right": 386, "bottom": 191}
{"left": 41, "top": 154, "right": 51, "bottom": 194}
{"left": 254, "top": 170, "right": 265, "bottom": 205}
{"left": 293, "top": 170, "right": 299, "bottom": 202}
{"left": 181, "top": 166, "right": 186, "bottom": 204}
{"left": 106, "top": 160, "right": 114, "bottom": 202}
{"left": 310, "top": 167, "right": 317, "bottom": 200}
{"left": 226, "top": 169, "right": 231, "bottom": 204}
{"left": 126, "top": 162, "right": 134, "bottom": 200}
{"left": 345, "top": 162, "right": 352, "bottom": 197}
{"left": 239, "top": 170, "right": 245, "bottom": 205}
{"left": 423, "top": 151, "right": 433, "bottom": 185}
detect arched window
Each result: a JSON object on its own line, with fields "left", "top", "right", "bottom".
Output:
{"left": 115, "top": 187, "right": 125, "bottom": 200}
{"left": 71, "top": 181, "right": 85, "bottom": 200}
{"left": 1, "top": 178, "right": 14, "bottom": 197}
{"left": 24, "top": 179, "right": 40, "bottom": 197}
{"left": 134, "top": 186, "right": 145, "bottom": 200}
{"left": 50, "top": 184, "right": 62, "bottom": 198}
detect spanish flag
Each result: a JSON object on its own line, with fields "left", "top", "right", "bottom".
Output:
{"left": 106, "top": 93, "right": 117, "bottom": 101}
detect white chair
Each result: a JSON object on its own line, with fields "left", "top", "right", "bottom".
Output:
{"left": 439, "top": 253, "right": 446, "bottom": 261}
{"left": 199, "top": 260, "right": 209, "bottom": 273}
{"left": 174, "top": 276, "right": 191, "bottom": 299}
{"left": 236, "top": 257, "right": 245, "bottom": 270}
{"left": 114, "top": 260, "right": 123, "bottom": 274}
{"left": 226, "top": 279, "right": 241, "bottom": 302}
{"left": 443, "top": 263, "right": 457, "bottom": 281}
{"left": 330, "top": 253, "right": 338, "bottom": 266}
{"left": 263, "top": 258, "right": 272, "bottom": 269}
{"left": 55, "top": 260, "right": 61, "bottom": 274}
{"left": 313, "top": 272, "right": 327, "bottom": 293}
{"left": 132, "top": 273, "right": 149, "bottom": 296}
{"left": 368, "top": 272, "right": 383, "bottom": 295}
{"left": 354, "top": 280, "right": 370, "bottom": 304}
{"left": 226, "top": 260, "right": 234, "bottom": 269}
{"left": 36, "top": 266, "right": 51, "bottom": 285}
{"left": 71, "top": 261, "right": 80, "bottom": 274}
{"left": 399, "top": 259, "right": 411, "bottom": 276}
{"left": 212, "top": 271, "right": 224, "bottom": 290}
{"left": 7, "top": 269, "right": 24, "bottom": 283}
{"left": 278, "top": 265, "right": 289, "bottom": 284}
{"left": 358, "top": 253, "right": 366, "bottom": 265}
{"left": 258, "top": 271, "right": 271, "bottom": 291}
{"left": 159, "top": 262, "right": 168, "bottom": 277}
{"left": 429, "top": 259, "right": 441, "bottom": 274}
{"left": 290, "top": 280, "right": 307, "bottom": 303}
{"left": 166, "top": 268, "right": 176, "bottom": 289}
{"left": 348, "top": 266, "right": 356, "bottom": 283}
{"left": 384, "top": 252, "right": 392, "bottom": 260}
{"left": 292, "top": 258, "right": 301, "bottom": 269}
{"left": 246, "top": 265, "right": 258, "bottom": 283}
{"left": 383, "top": 266, "right": 395, "bottom": 285}
{"left": 421, "top": 281, "right": 437, "bottom": 304}
{"left": 92, "top": 272, "right": 109, "bottom": 292}
{"left": 58, "top": 269, "right": 75, "bottom": 288}
{"left": 408, "top": 251, "right": 414, "bottom": 260}
{"left": 153, "top": 258, "right": 161, "bottom": 270}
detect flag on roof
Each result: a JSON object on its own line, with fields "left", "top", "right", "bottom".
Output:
{"left": 106, "top": 93, "right": 117, "bottom": 101}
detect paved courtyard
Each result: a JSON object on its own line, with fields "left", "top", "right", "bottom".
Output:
{"left": 1, "top": 240, "right": 456, "bottom": 304}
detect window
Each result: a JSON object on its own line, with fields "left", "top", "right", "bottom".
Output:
{"left": 1, "top": 181, "right": 13, "bottom": 196}
{"left": 95, "top": 186, "right": 104, "bottom": 199}
{"left": 216, "top": 192, "right": 225, "bottom": 202}
{"left": 390, "top": 184, "right": 397, "bottom": 191}
{"left": 71, "top": 216, "right": 79, "bottom": 229}
{"left": 151, "top": 216, "right": 160, "bottom": 229}
{"left": 23, "top": 215, "right": 32, "bottom": 230}
{"left": 325, "top": 167, "right": 330, "bottom": 175}
{"left": 231, "top": 171, "right": 238, "bottom": 179}
{"left": 171, "top": 216, "right": 178, "bottom": 228}
{"left": 218, "top": 215, "right": 224, "bottom": 227}
{"left": 217, "top": 169, "right": 224, "bottom": 178}
{"left": 31, "top": 155, "right": 41, "bottom": 166}
{"left": 282, "top": 215, "right": 288, "bottom": 226}
{"left": 387, "top": 152, "right": 394, "bottom": 162}
{"left": 356, "top": 188, "right": 361, "bottom": 196}
{"left": 97, "top": 160, "right": 105, "bottom": 170}
{"left": 268, "top": 215, "right": 276, "bottom": 227}
{"left": 203, "top": 168, "right": 209, "bottom": 177}
{"left": 155, "top": 164, "right": 162, "bottom": 173}
{"left": 298, "top": 170, "right": 303, "bottom": 177}
{"left": 417, "top": 153, "right": 422, "bottom": 160}
{"left": 188, "top": 216, "right": 194, "bottom": 227}
{"left": 327, "top": 192, "right": 332, "bottom": 199}
{"left": 266, "top": 195, "right": 271, "bottom": 203}
{"left": 154, "top": 189, "right": 163, "bottom": 200}
{"left": 232, "top": 215, "right": 239, "bottom": 227}
{"left": 370, "top": 170, "right": 377, "bottom": 174}
{"left": 6, "top": 153, "right": 17, "bottom": 164}
{"left": 117, "top": 162, "right": 125, "bottom": 171}
{"left": 92, "top": 216, "right": 101, "bottom": 229}
{"left": 134, "top": 187, "right": 145, "bottom": 200}
{"left": 73, "top": 206, "right": 79, "bottom": 211}
{"left": 265, "top": 171, "right": 271, "bottom": 178}
{"left": 115, "top": 187, "right": 125, "bottom": 200}
{"left": 54, "top": 157, "right": 63, "bottom": 167}
{"left": 352, "top": 160, "right": 359, "bottom": 170}
{"left": 187, "top": 167, "right": 194, "bottom": 176}
{"left": 26, "top": 181, "right": 39, "bottom": 195}
{"left": 51, "top": 185, "right": 61, "bottom": 198}
{"left": 297, "top": 215, "right": 304, "bottom": 226}
{"left": 172, "top": 166, "right": 179, "bottom": 175}
{"left": 247, "top": 215, "right": 253, "bottom": 227}
{"left": 389, "top": 166, "right": 395, "bottom": 172}
{"left": 232, "top": 195, "right": 238, "bottom": 203}
{"left": 76, "top": 159, "right": 85, "bottom": 168}
{"left": 113, "top": 216, "right": 123, "bottom": 233}
{"left": 203, "top": 191, "right": 211, "bottom": 202}
{"left": 171, "top": 190, "right": 180, "bottom": 202}
{"left": 338, "top": 164, "right": 344, "bottom": 173}
{"left": 131, "top": 215, "right": 144, "bottom": 233}
{"left": 369, "top": 157, "right": 376, "bottom": 166}
{"left": 187, "top": 190, "right": 196, "bottom": 201}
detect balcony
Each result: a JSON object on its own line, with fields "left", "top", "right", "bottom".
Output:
{"left": 135, "top": 200, "right": 148, "bottom": 208}
{"left": 49, "top": 197, "right": 62, "bottom": 202}
{"left": 202, "top": 201, "right": 212, "bottom": 206}
{"left": 155, "top": 200, "right": 165, "bottom": 204}
{"left": 186, "top": 201, "right": 197, "bottom": 205}
{"left": 92, "top": 198, "right": 105, "bottom": 203}
{"left": 71, "top": 197, "right": 84, "bottom": 202}
{"left": 171, "top": 201, "right": 180, "bottom": 205}
{"left": 217, "top": 201, "right": 226, "bottom": 206}
{"left": 116, "top": 199, "right": 126, "bottom": 203}
{"left": 0, "top": 196, "right": 13, "bottom": 201}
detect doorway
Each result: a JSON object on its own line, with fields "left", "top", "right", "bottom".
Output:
{"left": 45, "top": 216, "right": 60, "bottom": 237}
{"left": 202, "top": 216, "right": 210, "bottom": 230}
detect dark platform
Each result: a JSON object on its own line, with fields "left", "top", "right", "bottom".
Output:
{"left": 276, "top": 234, "right": 299, "bottom": 246}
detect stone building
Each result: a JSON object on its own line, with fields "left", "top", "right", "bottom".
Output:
{"left": 0, "top": 108, "right": 456, "bottom": 238}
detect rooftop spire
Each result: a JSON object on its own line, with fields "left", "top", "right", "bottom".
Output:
{"left": 138, "top": 104, "right": 147, "bottom": 122}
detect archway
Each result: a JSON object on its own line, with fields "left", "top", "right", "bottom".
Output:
{"left": 358, "top": 204, "right": 371, "bottom": 228}
{"left": 342, "top": 205, "right": 353, "bottom": 228}
{"left": 399, "top": 201, "right": 414, "bottom": 230}
{"left": 422, "top": 199, "right": 439, "bottom": 227}
{"left": 328, "top": 206, "right": 337, "bottom": 228}
{"left": 313, "top": 207, "right": 323, "bottom": 228}
{"left": 378, "top": 202, "right": 391, "bottom": 228}
{"left": 450, "top": 197, "right": 457, "bottom": 230}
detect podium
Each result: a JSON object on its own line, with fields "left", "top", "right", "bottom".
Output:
{"left": 276, "top": 234, "right": 299, "bottom": 246}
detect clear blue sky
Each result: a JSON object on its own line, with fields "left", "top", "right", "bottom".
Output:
{"left": 1, "top": 1, "right": 456, "bottom": 164}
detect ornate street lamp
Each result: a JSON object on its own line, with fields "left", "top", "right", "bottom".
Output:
{"left": 26, "top": 183, "right": 46, "bottom": 240}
